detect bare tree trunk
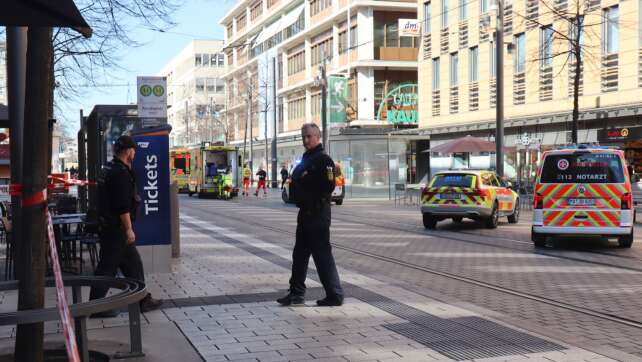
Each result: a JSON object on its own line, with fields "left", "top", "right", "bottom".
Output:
{"left": 571, "top": 15, "right": 582, "bottom": 144}
{"left": 14, "top": 26, "right": 53, "bottom": 362}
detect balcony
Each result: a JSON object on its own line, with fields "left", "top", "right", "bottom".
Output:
{"left": 374, "top": 47, "right": 419, "bottom": 61}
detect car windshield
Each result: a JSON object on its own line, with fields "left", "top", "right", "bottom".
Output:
{"left": 431, "top": 174, "right": 476, "bottom": 188}
{"left": 540, "top": 152, "right": 625, "bottom": 183}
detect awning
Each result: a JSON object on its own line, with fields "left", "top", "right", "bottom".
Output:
{"left": 253, "top": 4, "right": 304, "bottom": 45}
{"left": 0, "top": 0, "right": 92, "bottom": 37}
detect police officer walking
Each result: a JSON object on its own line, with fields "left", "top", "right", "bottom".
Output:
{"left": 89, "top": 135, "right": 163, "bottom": 317}
{"left": 277, "top": 123, "right": 344, "bottom": 307}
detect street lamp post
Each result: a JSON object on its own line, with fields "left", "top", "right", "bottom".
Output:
{"left": 494, "top": 0, "right": 505, "bottom": 177}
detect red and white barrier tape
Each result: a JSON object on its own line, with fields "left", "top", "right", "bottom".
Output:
{"left": 45, "top": 197, "right": 81, "bottom": 362}
{"left": 48, "top": 176, "right": 97, "bottom": 187}
{"left": 11, "top": 184, "right": 81, "bottom": 361}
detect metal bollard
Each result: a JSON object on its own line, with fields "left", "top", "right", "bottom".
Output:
{"left": 170, "top": 182, "right": 180, "bottom": 258}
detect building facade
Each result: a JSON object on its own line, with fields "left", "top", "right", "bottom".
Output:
{"left": 158, "top": 40, "right": 227, "bottom": 146}
{"left": 417, "top": 0, "right": 642, "bottom": 184}
{"left": 221, "top": 0, "right": 420, "bottom": 197}
{"left": 0, "top": 41, "right": 6, "bottom": 106}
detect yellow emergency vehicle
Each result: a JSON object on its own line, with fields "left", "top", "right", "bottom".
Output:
{"left": 170, "top": 148, "right": 191, "bottom": 193}
{"left": 188, "top": 143, "right": 239, "bottom": 199}
{"left": 421, "top": 170, "right": 520, "bottom": 229}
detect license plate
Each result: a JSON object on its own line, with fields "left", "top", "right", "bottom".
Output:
{"left": 568, "top": 198, "right": 595, "bottom": 206}
{"left": 439, "top": 193, "right": 461, "bottom": 200}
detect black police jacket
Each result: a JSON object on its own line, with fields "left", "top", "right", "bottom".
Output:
{"left": 97, "top": 158, "right": 140, "bottom": 228}
{"left": 291, "top": 144, "right": 336, "bottom": 214}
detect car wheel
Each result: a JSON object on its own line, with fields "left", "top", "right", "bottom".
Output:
{"left": 335, "top": 199, "right": 343, "bottom": 206}
{"left": 531, "top": 230, "right": 547, "bottom": 247}
{"left": 485, "top": 202, "right": 499, "bottom": 229}
{"left": 507, "top": 200, "right": 520, "bottom": 224}
{"left": 423, "top": 214, "right": 437, "bottom": 229}
{"left": 618, "top": 230, "right": 634, "bottom": 248}
{"left": 452, "top": 217, "right": 463, "bottom": 223}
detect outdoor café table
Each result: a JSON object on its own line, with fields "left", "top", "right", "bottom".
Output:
{"left": 51, "top": 214, "right": 88, "bottom": 273}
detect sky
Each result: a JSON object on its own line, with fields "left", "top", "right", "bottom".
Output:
{"left": 55, "top": 0, "right": 236, "bottom": 135}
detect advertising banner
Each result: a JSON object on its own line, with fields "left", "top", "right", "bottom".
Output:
{"left": 132, "top": 132, "right": 171, "bottom": 246}
{"left": 398, "top": 19, "right": 421, "bottom": 37}
{"left": 328, "top": 76, "right": 348, "bottom": 124}
{"left": 137, "top": 76, "right": 167, "bottom": 119}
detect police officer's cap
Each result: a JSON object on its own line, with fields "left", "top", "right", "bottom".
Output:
{"left": 114, "top": 135, "right": 136, "bottom": 153}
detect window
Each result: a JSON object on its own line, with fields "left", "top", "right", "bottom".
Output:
{"left": 480, "top": 0, "right": 489, "bottom": 13}
{"left": 237, "top": 13, "right": 247, "bottom": 31}
{"left": 432, "top": 58, "right": 440, "bottom": 90}
{"left": 0, "top": 49, "right": 5, "bottom": 65}
{"left": 287, "top": 51, "right": 305, "bottom": 75}
{"left": 202, "top": 54, "right": 210, "bottom": 67}
{"left": 195, "top": 54, "right": 202, "bottom": 67}
{"left": 206, "top": 78, "right": 215, "bottom": 92}
{"left": 226, "top": 23, "right": 233, "bottom": 38}
{"left": 196, "top": 78, "right": 205, "bottom": 93}
{"left": 217, "top": 53, "right": 225, "bottom": 67}
{"left": 311, "top": 37, "right": 333, "bottom": 65}
{"left": 489, "top": 41, "right": 496, "bottom": 77}
{"left": 459, "top": 0, "right": 467, "bottom": 21}
{"left": 339, "top": 26, "right": 357, "bottom": 54}
{"left": 216, "top": 83, "right": 225, "bottom": 94}
{"left": 311, "top": 93, "right": 322, "bottom": 116}
{"left": 424, "top": 2, "right": 431, "bottom": 33}
{"left": 441, "top": 0, "right": 448, "bottom": 29}
{"left": 569, "top": 16, "right": 584, "bottom": 62}
{"left": 514, "top": 33, "right": 525, "bottom": 73}
{"left": 602, "top": 5, "right": 619, "bottom": 54}
{"left": 310, "top": 0, "right": 332, "bottom": 16}
{"left": 540, "top": 25, "right": 553, "bottom": 68}
{"left": 469, "top": 46, "right": 479, "bottom": 82}
{"left": 250, "top": 1, "right": 263, "bottom": 21}
{"left": 288, "top": 97, "right": 306, "bottom": 119}
{"left": 450, "top": 52, "right": 459, "bottom": 86}
{"left": 375, "top": 20, "right": 418, "bottom": 48}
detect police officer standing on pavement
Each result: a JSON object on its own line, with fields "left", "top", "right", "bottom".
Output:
{"left": 89, "top": 135, "right": 162, "bottom": 317}
{"left": 277, "top": 123, "right": 344, "bottom": 307}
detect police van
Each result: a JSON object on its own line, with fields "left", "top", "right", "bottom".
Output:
{"left": 531, "top": 146, "right": 634, "bottom": 248}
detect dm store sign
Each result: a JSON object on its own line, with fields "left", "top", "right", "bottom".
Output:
{"left": 132, "top": 135, "right": 170, "bottom": 246}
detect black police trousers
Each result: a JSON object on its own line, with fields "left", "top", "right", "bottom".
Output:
{"left": 289, "top": 213, "right": 343, "bottom": 298}
{"left": 89, "top": 228, "right": 145, "bottom": 301}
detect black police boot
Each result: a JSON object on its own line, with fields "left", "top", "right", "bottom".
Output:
{"left": 316, "top": 295, "right": 344, "bottom": 307}
{"left": 140, "top": 294, "right": 163, "bottom": 313}
{"left": 276, "top": 293, "right": 305, "bottom": 306}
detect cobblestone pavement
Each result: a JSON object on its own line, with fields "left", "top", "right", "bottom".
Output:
{"left": 0, "top": 193, "right": 639, "bottom": 361}
{"left": 177, "top": 194, "right": 642, "bottom": 361}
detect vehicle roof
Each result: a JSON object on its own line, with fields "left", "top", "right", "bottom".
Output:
{"left": 433, "top": 170, "right": 495, "bottom": 176}
{"left": 543, "top": 147, "right": 623, "bottom": 156}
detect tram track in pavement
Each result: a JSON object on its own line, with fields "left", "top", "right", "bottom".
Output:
{"left": 184, "top": 198, "right": 642, "bottom": 331}
{"left": 223, "top": 196, "right": 642, "bottom": 271}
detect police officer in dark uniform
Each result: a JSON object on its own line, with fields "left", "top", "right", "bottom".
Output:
{"left": 89, "top": 135, "right": 162, "bottom": 317}
{"left": 277, "top": 123, "right": 344, "bottom": 307}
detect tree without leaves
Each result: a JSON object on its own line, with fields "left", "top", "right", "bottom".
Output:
{"left": 51, "top": 0, "right": 179, "bottom": 131}
{"left": 511, "top": 0, "right": 608, "bottom": 144}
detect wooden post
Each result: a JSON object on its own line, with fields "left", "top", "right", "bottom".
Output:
{"left": 14, "top": 26, "right": 53, "bottom": 362}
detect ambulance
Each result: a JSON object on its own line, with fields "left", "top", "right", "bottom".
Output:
{"left": 187, "top": 143, "right": 239, "bottom": 199}
{"left": 421, "top": 170, "right": 520, "bottom": 229}
{"left": 531, "top": 145, "right": 634, "bottom": 248}
{"left": 170, "top": 148, "right": 191, "bottom": 193}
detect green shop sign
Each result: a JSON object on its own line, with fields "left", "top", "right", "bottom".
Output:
{"left": 376, "top": 83, "right": 418, "bottom": 124}
{"left": 328, "top": 76, "right": 348, "bottom": 123}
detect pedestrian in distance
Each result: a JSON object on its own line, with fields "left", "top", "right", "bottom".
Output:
{"left": 255, "top": 165, "right": 268, "bottom": 197}
{"left": 242, "top": 163, "right": 252, "bottom": 197}
{"left": 89, "top": 135, "right": 163, "bottom": 317}
{"left": 277, "top": 123, "right": 344, "bottom": 307}
{"left": 280, "top": 164, "right": 289, "bottom": 190}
